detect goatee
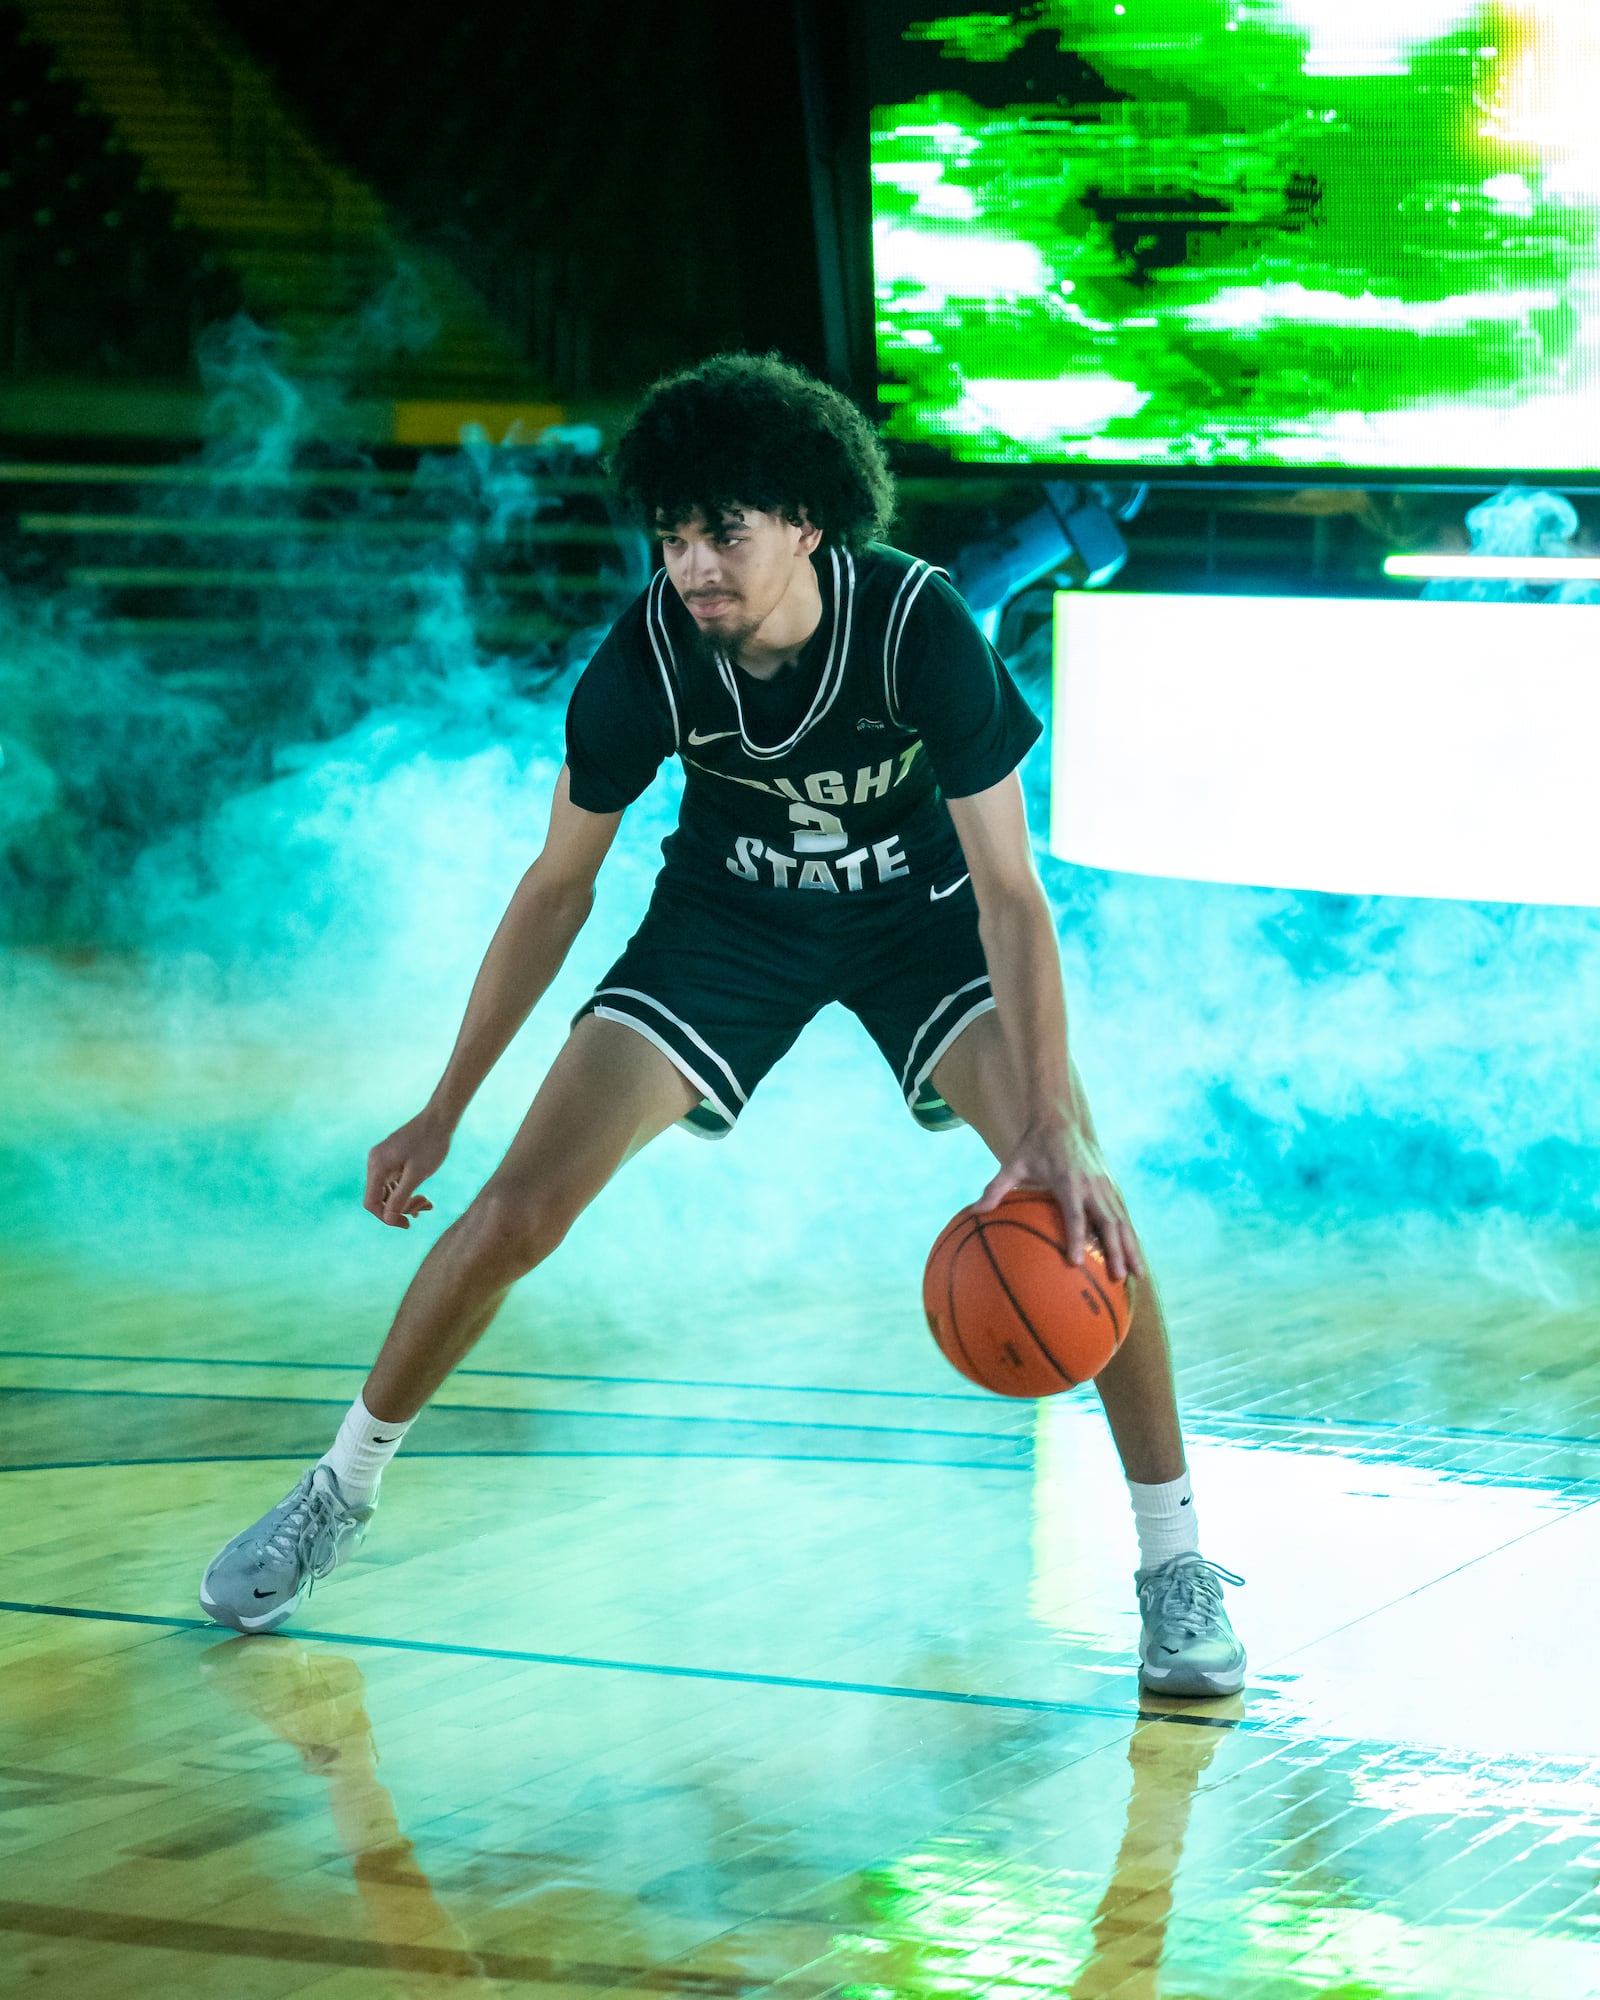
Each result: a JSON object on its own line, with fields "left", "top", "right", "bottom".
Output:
{"left": 686, "top": 610, "right": 760, "bottom": 667}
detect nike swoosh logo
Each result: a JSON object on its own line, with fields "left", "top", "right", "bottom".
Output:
{"left": 253, "top": 1588, "right": 277, "bottom": 1599}
{"left": 929, "top": 874, "right": 970, "bottom": 901}
{"left": 687, "top": 727, "right": 739, "bottom": 746}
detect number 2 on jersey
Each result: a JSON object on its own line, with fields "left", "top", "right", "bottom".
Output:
{"left": 788, "top": 802, "right": 848, "bottom": 854}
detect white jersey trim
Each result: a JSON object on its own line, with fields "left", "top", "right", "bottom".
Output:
{"left": 883, "top": 559, "right": 943, "bottom": 729}
{"left": 644, "top": 569, "right": 683, "bottom": 750}
{"left": 713, "top": 546, "right": 856, "bottom": 760}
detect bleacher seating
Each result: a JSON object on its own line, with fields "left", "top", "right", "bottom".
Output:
{"left": 213, "top": 0, "right": 742, "bottom": 397}
{"left": 0, "top": 4, "right": 237, "bottom": 379}
{"left": 9, "top": 0, "right": 537, "bottom": 406}
{"left": 0, "top": 438, "right": 649, "bottom": 678}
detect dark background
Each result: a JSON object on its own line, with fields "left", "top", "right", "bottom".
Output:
{"left": 4, "top": 0, "right": 1585, "bottom": 663}
{"left": 211, "top": 0, "right": 866, "bottom": 398}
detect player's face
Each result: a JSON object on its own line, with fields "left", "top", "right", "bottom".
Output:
{"left": 655, "top": 507, "right": 815, "bottom": 649}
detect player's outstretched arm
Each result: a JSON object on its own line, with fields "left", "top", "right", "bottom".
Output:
{"left": 947, "top": 773, "right": 1145, "bottom": 1283}
{"left": 363, "top": 767, "right": 623, "bottom": 1228}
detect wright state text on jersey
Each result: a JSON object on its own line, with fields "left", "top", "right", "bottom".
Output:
{"left": 565, "top": 544, "right": 1042, "bottom": 897}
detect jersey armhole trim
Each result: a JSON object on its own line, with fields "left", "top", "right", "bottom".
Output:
{"left": 883, "top": 560, "right": 944, "bottom": 729}
{"left": 644, "top": 569, "right": 683, "bottom": 751}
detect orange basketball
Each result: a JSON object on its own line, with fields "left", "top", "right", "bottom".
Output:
{"left": 923, "top": 1187, "right": 1130, "bottom": 1397}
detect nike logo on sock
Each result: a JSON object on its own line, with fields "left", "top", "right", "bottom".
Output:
{"left": 373, "top": 1436, "right": 399, "bottom": 1444}
{"left": 253, "top": 1588, "right": 277, "bottom": 1599}
{"left": 1180, "top": 1496, "right": 1191, "bottom": 1505}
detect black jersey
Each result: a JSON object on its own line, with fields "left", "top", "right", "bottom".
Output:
{"left": 564, "top": 542, "right": 1042, "bottom": 897}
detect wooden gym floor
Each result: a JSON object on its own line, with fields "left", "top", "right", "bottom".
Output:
{"left": 6, "top": 1001, "right": 1600, "bottom": 1997}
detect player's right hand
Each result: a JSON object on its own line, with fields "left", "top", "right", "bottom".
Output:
{"left": 364, "top": 1111, "right": 451, "bottom": 1228}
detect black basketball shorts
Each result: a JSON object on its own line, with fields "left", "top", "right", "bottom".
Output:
{"left": 574, "top": 869, "right": 995, "bottom": 1139}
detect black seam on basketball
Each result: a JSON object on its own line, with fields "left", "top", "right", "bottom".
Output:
{"left": 972, "top": 1218, "right": 1077, "bottom": 1388}
{"left": 943, "top": 1228, "right": 985, "bottom": 1384}
{"left": 1075, "top": 1262, "right": 1128, "bottom": 1344}
{"left": 979, "top": 1215, "right": 1130, "bottom": 1341}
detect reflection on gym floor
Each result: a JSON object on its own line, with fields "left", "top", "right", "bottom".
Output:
{"left": 8, "top": 1371, "right": 1600, "bottom": 1996}
{"left": 8, "top": 993, "right": 1600, "bottom": 1996}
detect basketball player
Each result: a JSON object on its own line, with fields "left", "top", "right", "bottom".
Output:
{"left": 200, "top": 354, "right": 1245, "bottom": 1696}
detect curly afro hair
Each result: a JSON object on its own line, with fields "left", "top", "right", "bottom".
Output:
{"left": 612, "top": 351, "right": 895, "bottom": 552}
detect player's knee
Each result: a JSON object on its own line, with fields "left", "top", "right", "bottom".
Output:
{"left": 457, "top": 1180, "right": 579, "bottom": 1276}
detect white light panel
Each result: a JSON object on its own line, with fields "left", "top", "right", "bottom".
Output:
{"left": 1384, "top": 554, "right": 1600, "bottom": 580}
{"left": 1050, "top": 593, "right": 1600, "bottom": 905}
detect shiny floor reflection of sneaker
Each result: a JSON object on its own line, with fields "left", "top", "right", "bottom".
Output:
{"left": 198, "top": 1635, "right": 493, "bottom": 1986}
{"left": 199, "top": 1463, "right": 373, "bottom": 1633}
{"left": 1135, "top": 1554, "right": 1247, "bottom": 1697}
{"left": 1070, "top": 1714, "right": 1225, "bottom": 1999}
{"left": 199, "top": 1635, "right": 375, "bottom": 1774}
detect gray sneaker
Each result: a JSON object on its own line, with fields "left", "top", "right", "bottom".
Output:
{"left": 200, "top": 1465, "right": 373, "bottom": 1634}
{"left": 1136, "top": 1554, "right": 1246, "bottom": 1696}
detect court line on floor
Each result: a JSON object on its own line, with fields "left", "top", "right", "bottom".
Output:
{"left": 6, "top": 1349, "right": 1599, "bottom": 1457}
{"left": 0, "top": 1598, "right": 1247, "bottom": 1732}
{"left": 0, "top": 1346, "right": 995, "bottom": 1404}
{"left": 1267, "top": 1488, "right": 1600, "bottom": 1668}
{"left": 0, "top": 1449, "right": 1029, "bottom": 1476}
{"left": 1196, "top": 1407, "right": 1600, "bottom": 1454}
{"left": 0, "top": 1383, "right": 1026, "bottom": 1449}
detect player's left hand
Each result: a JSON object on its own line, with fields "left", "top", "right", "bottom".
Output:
{"left": 977, "top": 1118, "right": 1146, "bottom": 1284}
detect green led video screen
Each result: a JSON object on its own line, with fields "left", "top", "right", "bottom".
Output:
{"left": 868, "top": 4, "right": 1600, "bottom": 472}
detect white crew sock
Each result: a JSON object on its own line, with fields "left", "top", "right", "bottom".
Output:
{"left": 1127, "top": 1470, "right": 1201, "bottom": 1572}
{"left": 319, "top": 1395, "right": 414, "bottom": 1507}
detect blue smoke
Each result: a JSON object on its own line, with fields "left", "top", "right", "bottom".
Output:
{"left": 3, "top": 358, "right": 1597, "bottom": 1356}
{"left": 1042, "top": 866, "right": 1600, "bottom": 1224}
{"left": 1420, "top": 486, "right": 1600, "bottom": 605}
